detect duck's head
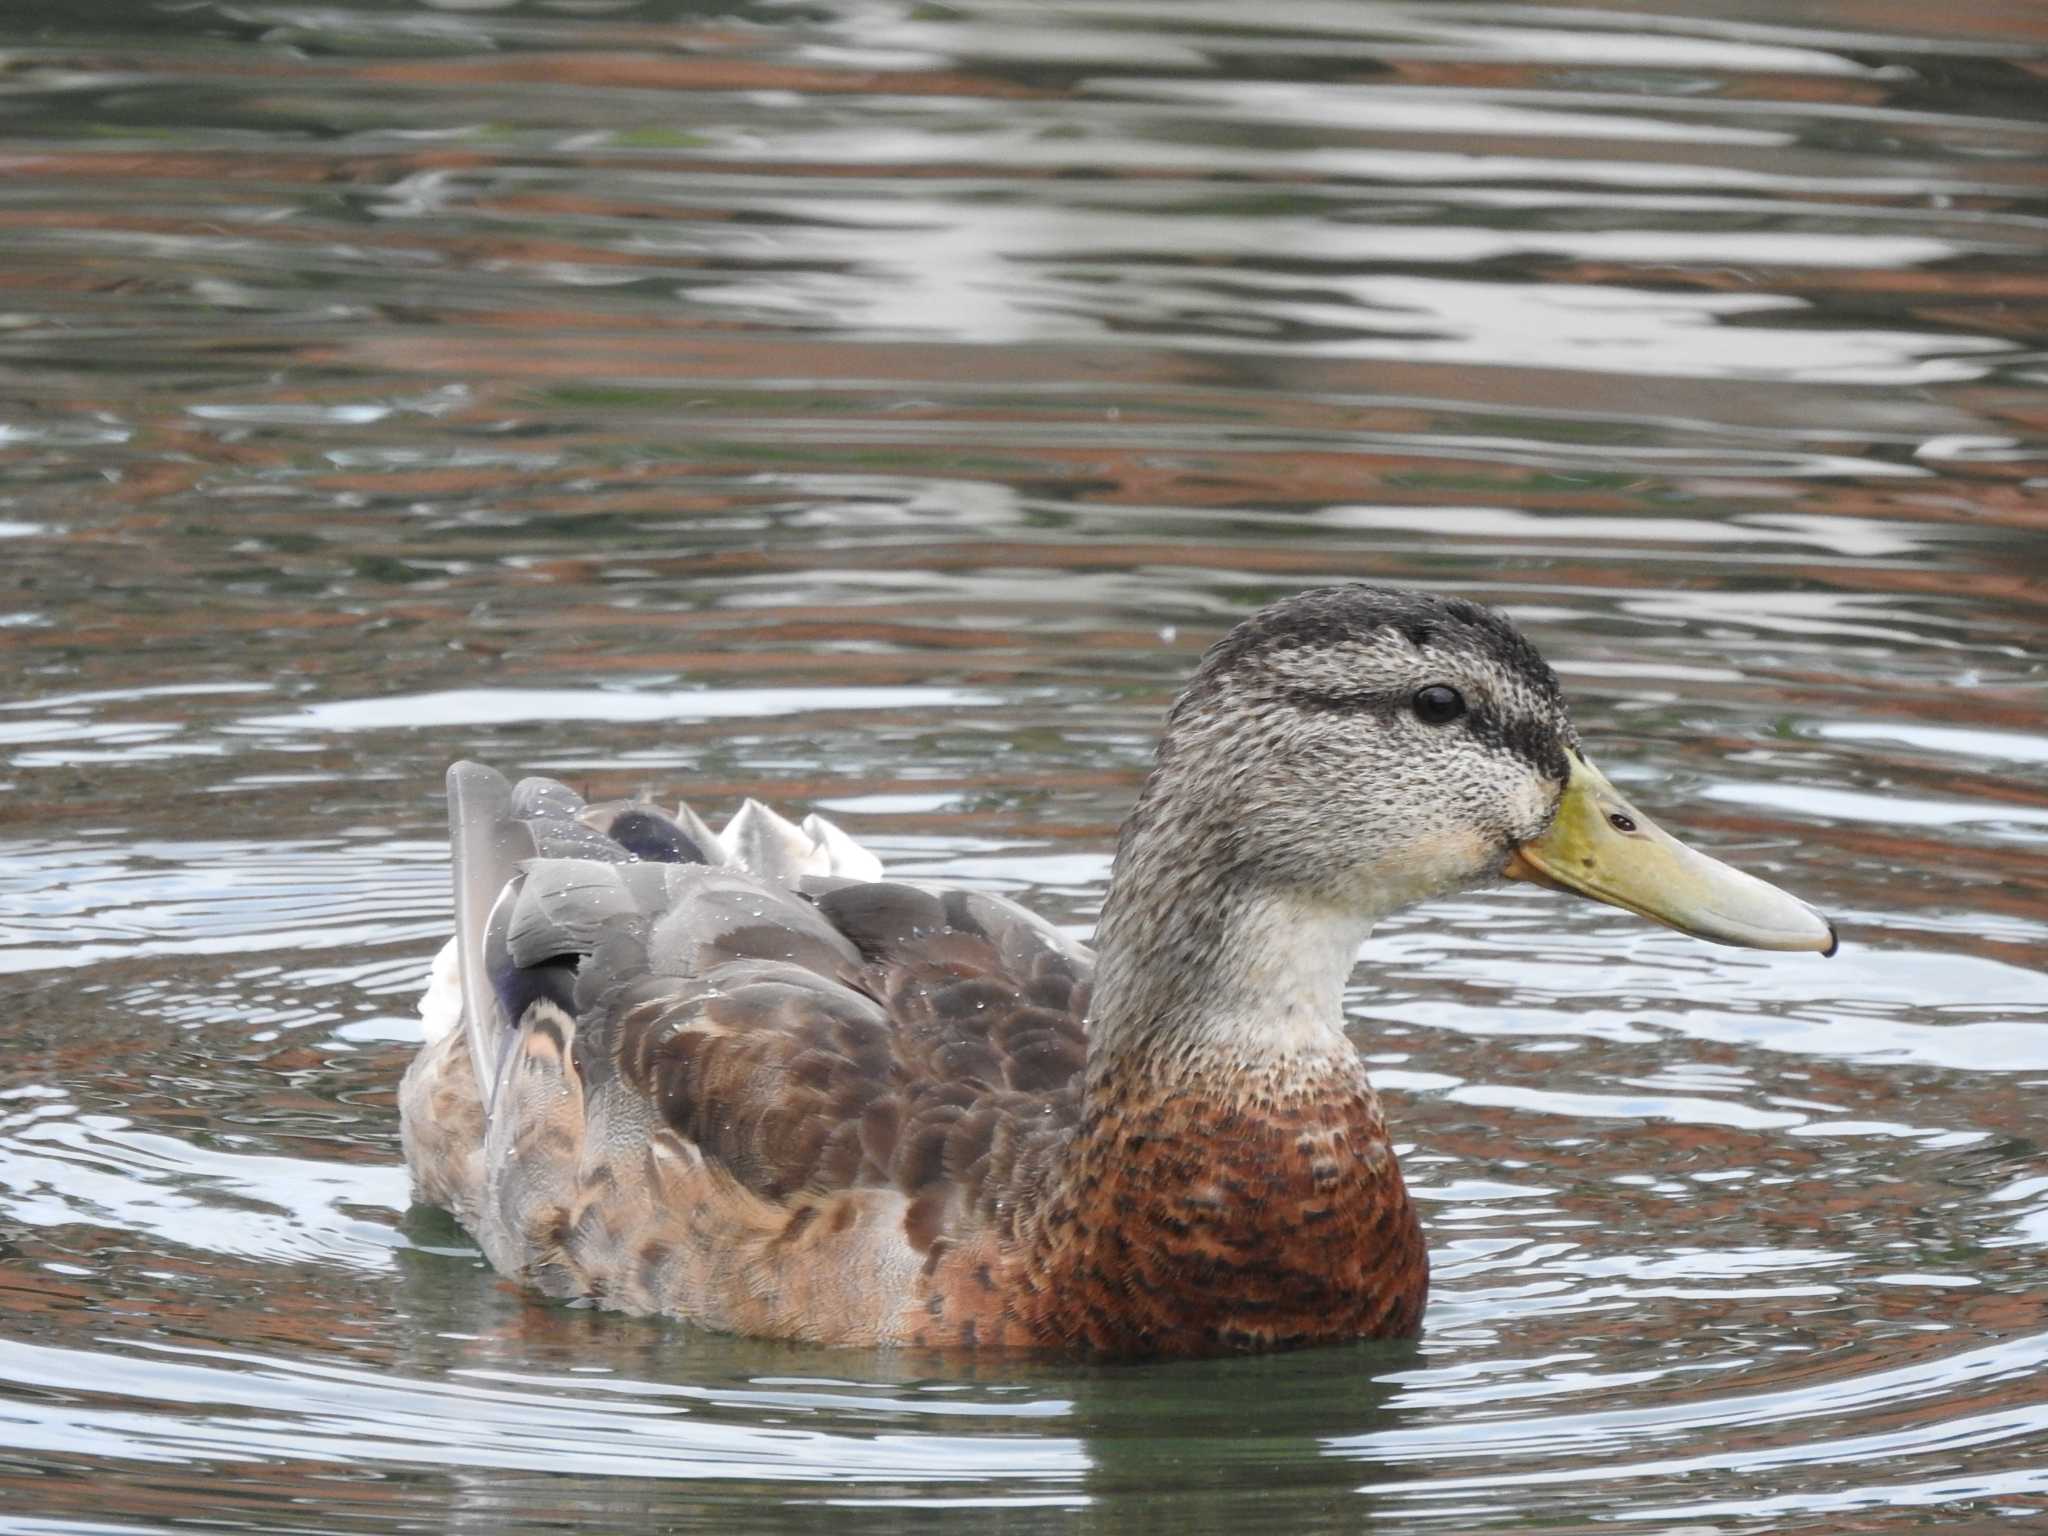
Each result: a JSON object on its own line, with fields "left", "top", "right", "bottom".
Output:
{"left": 1126, "top": 584, "right": 1834, "bottom": 955}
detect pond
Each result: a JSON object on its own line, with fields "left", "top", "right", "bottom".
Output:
{"left": 1, "top": 1, "right": 2045, "bottom": 1530}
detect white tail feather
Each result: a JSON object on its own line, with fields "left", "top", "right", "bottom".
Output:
{"left": 721, "top": 800, "right": 884, "bottom": 884}
{"left": 419, "top": 936, "right": 464, "bottom": 1043}
{"left": 803, "top": 813, "right": 885, "bottom": 881}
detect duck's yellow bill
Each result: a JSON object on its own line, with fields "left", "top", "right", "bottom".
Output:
{"left": 1504, "top": 752, "right": 1837, "bottom": 955}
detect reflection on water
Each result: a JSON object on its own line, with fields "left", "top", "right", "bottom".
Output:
{"left": 1, "top": 0, "right": 2044, "bottom": 1530}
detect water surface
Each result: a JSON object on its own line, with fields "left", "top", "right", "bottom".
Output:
{"left": 2, "top": 1, "right": 2046, "bottom": 1530}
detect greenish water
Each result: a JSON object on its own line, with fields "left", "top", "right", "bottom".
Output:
{"left": 1, "top": 1, "right": 2045, "bottom": 1530}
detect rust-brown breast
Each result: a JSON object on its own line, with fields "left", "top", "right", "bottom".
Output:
{"left": 911, "top": 1060, "right": 1428, "bottom": 1358}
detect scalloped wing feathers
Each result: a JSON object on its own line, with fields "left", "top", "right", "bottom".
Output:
{"left": 401, "top": 763, "right": 1093, "bottom": 1343}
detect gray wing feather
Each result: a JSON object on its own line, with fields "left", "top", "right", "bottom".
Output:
{"left": 939, "top": 888, "right": 1091, "bottom": 977}
{"left": 508, "top": 775, "right": 628, "bottom": 863}
{"left": 439, "top": 763, "right": 898, "bottom": 1130}
{"left": 644, "top": 867, "right": 863, "bottom": 978}
{"left": 509, "top": 776, "right": 586, "bottom": 821}
{"left": 504, "top": 859, "right": 679, "bottom": 968}
{"left": 447, "top": 760, "right": 530, "bottom": 1109}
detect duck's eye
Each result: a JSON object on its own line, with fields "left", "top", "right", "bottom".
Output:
{"left": 1412, "top": 685, "right": 1466, "bottom": 725}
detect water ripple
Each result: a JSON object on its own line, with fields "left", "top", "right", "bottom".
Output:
{"left": 1, "top": 0, "right": 2044, "bottom": 1530}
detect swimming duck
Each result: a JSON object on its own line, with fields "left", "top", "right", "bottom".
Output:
{"left": 401, "top": 585, "right": 1834, "bottom": 1358}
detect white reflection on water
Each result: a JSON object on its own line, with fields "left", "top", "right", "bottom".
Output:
{"left": 1818, "top": 720, "right": 2048, "bottom": 765}
{"left": 1090, "top": 79, "right": 1796, "bottom": 144}
{"left": 1701, "top": 781, "right": 2048, "bottom": 833}
{"left": 1354, "top": 1326, "right": 2048, "bottom": 1461}
{"left": 0, "top": 1096, "right": 409, "bottom": 1269}
{"left": 0, "top": 1337, "right": 1093, "bottom": 1483}
{"left": 1316, "top": 506, "right": 1935, "bottom": 552}
{"left": 694, "top": 207, "right": 2013, "bottom": 384}
{"left": 238, "top": 685, "right": 1002, "bottom": 733}
{"left": 0, "top": 840, "right": 447, "bottom": 974}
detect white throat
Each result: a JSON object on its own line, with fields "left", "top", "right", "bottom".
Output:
{"left": 1089, "top": 887, "right": 1376, "bottom": 1074}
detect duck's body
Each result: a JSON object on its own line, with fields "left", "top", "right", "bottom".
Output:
{"left": 402, "top": 586, "right": 1831, "bottom": 1358}
{"left": 399, "top": 794, "right": 1426, "bottom": 1355}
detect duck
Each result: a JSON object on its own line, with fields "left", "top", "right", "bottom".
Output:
{"left": 400, "top": 584, "right": 1835, "bottom": 1359}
